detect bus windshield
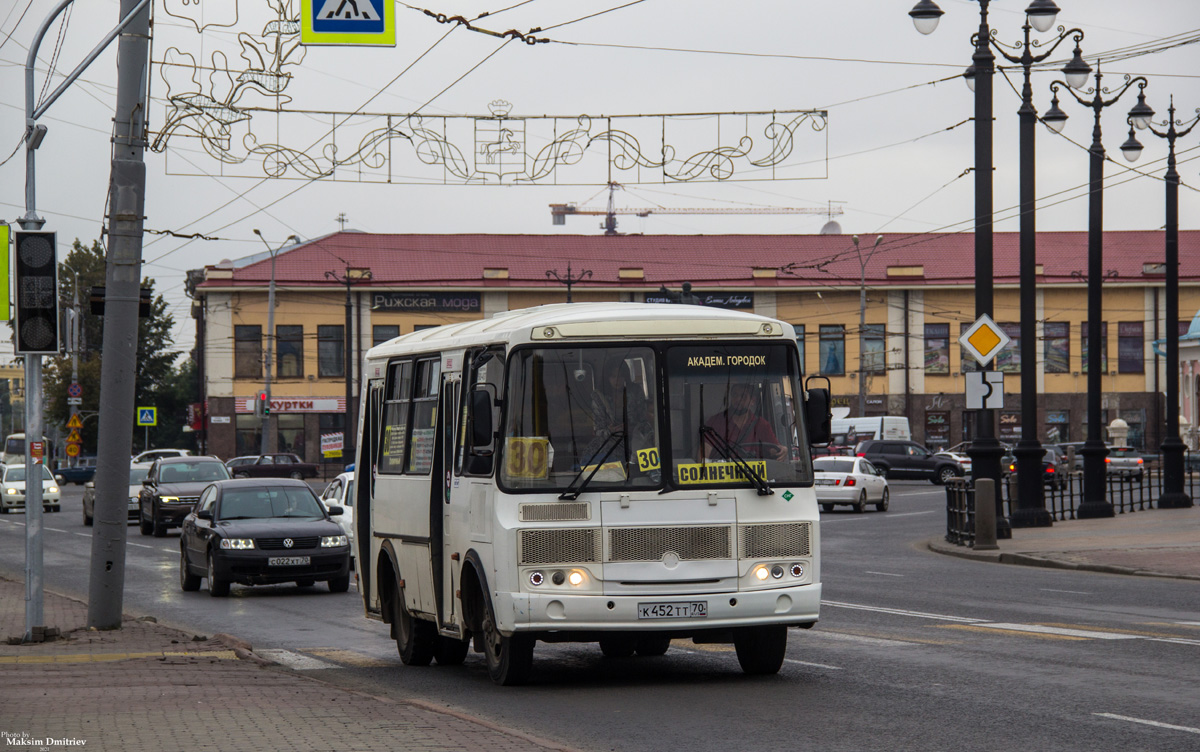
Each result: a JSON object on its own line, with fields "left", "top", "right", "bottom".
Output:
{"left": 500, "top": 342, "right": 811, "bottom": 492}
{"left": 502, "top": 346, "right": 660, "bottom": 492}
{"left": 665, "top": 343, "right": 810, "bottom": 487}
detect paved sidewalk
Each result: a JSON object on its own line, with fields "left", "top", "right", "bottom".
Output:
{"left": 927, "top": 503, "right": 1200, "bottom": 580}
{"left": 0, "top": 578, "right": 575, "bottom": 752}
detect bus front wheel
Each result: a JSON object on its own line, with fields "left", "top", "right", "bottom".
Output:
{"left": 482, "top": 599, "right": 534, "bottom": 685}
{"left": 732, "top": 625, "right": 787, "bottom": 675}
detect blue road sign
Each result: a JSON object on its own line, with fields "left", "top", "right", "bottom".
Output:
{"left": 302, "top": 0, "right": 395, "bottom": 45}
{"left": 137, "top": 407, "right": 158, "bottom": 426}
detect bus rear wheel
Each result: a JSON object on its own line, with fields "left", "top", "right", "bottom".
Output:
{"left": 482, "top": 600, "right": 533, "bottom": 685}
{"left": 393, "top": 590, "right": 435, "bottom": 666}
{"left": 732, "top": 625, "right": 787, "bottom": 675}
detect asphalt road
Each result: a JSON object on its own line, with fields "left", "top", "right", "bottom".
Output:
{"left": 2, "top": 481, "right": 1198, "bottom": 752}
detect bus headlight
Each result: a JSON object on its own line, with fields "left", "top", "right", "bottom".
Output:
{"left": 754, "top": 566, "right": 770, "bottom": 581}
{"left": 568, "top": 570, "right": 585, "bottom": 586}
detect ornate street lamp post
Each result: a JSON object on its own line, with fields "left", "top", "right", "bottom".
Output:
{"left": 1042, "top": 68, "right": 1151, "bottom": 518}
{"left": 1119, "top": 96, "right": 1198, "bottom": 509}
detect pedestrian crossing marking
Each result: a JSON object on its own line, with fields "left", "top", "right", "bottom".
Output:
{"left": 305, "top": 647, "right": 396, "bottom": 667}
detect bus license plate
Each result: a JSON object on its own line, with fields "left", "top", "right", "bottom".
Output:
{"left": 637, "top": 601, "right": 707, "bottom": 620}
{"left": 268, "top": 556, "right": 310, "bottom": 567}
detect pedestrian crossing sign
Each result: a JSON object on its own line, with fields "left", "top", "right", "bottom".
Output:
{"left": 301, "top": 0, "right": 395, "bottom": 46}
{"left": 137, "top": 407, "right": 157, "bottom": 427}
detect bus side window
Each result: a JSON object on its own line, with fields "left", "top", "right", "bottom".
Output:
{"left": 462, "top": 348, "right": 502, "bottom": 476}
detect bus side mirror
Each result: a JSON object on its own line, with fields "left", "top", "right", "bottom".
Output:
{"left": 804, "top": 377, "right": 832, "bottom": 445}
{"left": 470, "top": 388, "right": 494, "bottom": 449}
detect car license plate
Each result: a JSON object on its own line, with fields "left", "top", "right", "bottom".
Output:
{"left": 268, "top": 556, "right": 311, "bottom": 567}
{"left": 815, "top": 478, "right": 835, "bottom": 485}
{"left": 637, "top": 601, "right": 707, "bottom": 619}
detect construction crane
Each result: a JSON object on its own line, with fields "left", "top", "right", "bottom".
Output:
{"left": 550, "top": 183, "right": 842, "bottom": 235}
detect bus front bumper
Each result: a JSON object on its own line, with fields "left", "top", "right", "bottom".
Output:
{"left": 496, "top": 583, "right": 821, "bottom": 634}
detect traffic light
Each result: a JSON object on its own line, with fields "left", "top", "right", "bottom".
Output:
{"left": 14, "top": 230, "right": 59, "bottom": 354}
{"left": 255, "top": 391, "right": 270, "bottom": 417}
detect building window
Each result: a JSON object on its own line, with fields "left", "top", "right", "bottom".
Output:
{"left": 924, "top": 323, "right": 949, "bottom": 374}
{"left": 1118, "top": 322, "right": 1144, "bottom": 373}
{"left": 996, "top": 323, "right": 1021, "bottom": 373}
{"left": 1081, "top": 322, "right": 1108, "bottom": 373}
{"left": 235, "top": 414, "right": 261, "bottom": 456}
{"left": 862, "top": 323, "right": 886, "bottom": 373}
{"left": 276, "top": 414, "right": 305, "bottom": 457}
{"left": 234, "top": 325, "right": 262, "bottom": 379}
{"left": 276, "top": 325, "right": 303, "bottom": 378}
{"left": 373, "top": 324, "right": 400, "bottom": 347}
{"left": 819, "top": 325, "right": 845, "bottom": 376}
{"left": 794, "top": 324, "right": 805, "bottom": 374}
{"left": 318, "top": 325, "right": 345, "bottom": 378}
{"left": 1045, "top": 410, "right": 1069, "bottom": 444}
{"left": 1044, "top": 322, "right": 1070, "bottom": 373}
{"left": 960, "top": 324, "right": 979, "bottom": 373}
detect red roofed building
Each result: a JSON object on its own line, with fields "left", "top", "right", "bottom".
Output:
{"left": 190, "top": 230, "right": 1200, "bottom": 462}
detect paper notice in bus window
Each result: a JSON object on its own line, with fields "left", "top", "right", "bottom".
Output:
{"left": 381, "top": 424, "right": 407, "bottom": 469}
{"left": 506, "top": 437, "right": 550, "bottom": 479}
{"left": 580, "top": 461, "right": 626, "bottom": 482}
{"left": 636, "top": 447, "right": 661, "bottom": 472}
{"left": 676, "top": 461, "right": 767, "bottom": 485}
{"left": 409, "top": 428, "right": 436, "bottom": 473}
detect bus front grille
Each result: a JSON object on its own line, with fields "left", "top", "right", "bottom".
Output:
{"left": 738, "top": 522, "right": 812, "bottom": 558}
{"left": 519, "top": 528, "right": 602, "bottom": 564}
{"left": 519, "top": 502, "right": 591, "bottom": 522}
{"left": 608, "top": 526, "right": 731, "bottom": 562}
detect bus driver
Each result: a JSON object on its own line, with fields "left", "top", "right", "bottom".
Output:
{"left": 704, "top": 383, "right": 786, "bottom": 461}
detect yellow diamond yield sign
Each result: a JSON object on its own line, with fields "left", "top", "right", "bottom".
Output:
{"left": 959, "top": 314, "right": 1010, "bottom": 367}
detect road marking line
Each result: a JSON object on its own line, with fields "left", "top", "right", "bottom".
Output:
{"left": 784, "top": 658, "right": 842, "bottom": 670}
{"left": 1094, "top": 713, "right": 1200, "bottom": 735}
{"left": 938, "top": 624, "right": 1088, "bottom": 641}
{"left": 1176, "top": 621, "right": 1200, "bottom": 627}
{"left": 973, "top": 623, "right": 1141, "bottom": 640}
{"left": 306, "top": 648, "right": 396, "bottom": 667}
{"left": 809, "top": 631, "right": 917, "bottom": 648}
{"left": 865, "top": 571, "right": 905, "bottom": 577}
{"left": 1150, "top": 637, "right": 1200, "bottom": 647}
{"left": 823, "top": 600, "right": 987, "bottom": 623}
{"left": 884, "top": 511, "right": 936, "bottom": 518}
{"left": 256, "top": 648, "right": 340, "bottom": 670}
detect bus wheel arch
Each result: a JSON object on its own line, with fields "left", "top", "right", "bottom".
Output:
{"left": 376, "top": 542, "right": 402, "bottom": 636}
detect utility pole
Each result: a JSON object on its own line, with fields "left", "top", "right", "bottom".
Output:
{"left": 253, "top": 231, "right": 299, "bottom": 454}
{"left": 853, "top": 235, "right": 882, "bottom": 416}
{"left": 88, "top": 0, "right": 153, "bottom": 630}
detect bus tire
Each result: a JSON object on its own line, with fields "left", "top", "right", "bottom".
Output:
{"left": 394, "top": 590, "right": 435, "bottom": 666}
{"left": 635, "top": 636, "right": 672, "bottom": 657}
{"left": 482, "top": 596, "right": 534, "bottom": 685}
{"left": 733, "top": 625, "right": 787, "bottom": 676}
{"left": 434, "top": 636, "right": 470, "bottom": 666}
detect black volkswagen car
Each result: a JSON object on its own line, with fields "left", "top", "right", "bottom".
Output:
{"left": 139, "top": 456, "right": 231, "bottom": 537}
{"left": 178, "top": 478, "right": 350, "bottom": 597}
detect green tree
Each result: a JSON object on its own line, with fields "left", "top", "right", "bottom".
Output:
{"left": 44, "top": 239, "right": 185, "bottom": 456}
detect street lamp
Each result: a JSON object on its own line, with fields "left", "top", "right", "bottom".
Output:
{"left": 1120, "top": 95, "right": 1198, "bottom": 509}
{"left": 1043, "top": 66, "right": 1149, "bottom": 518}
{"left": 970, "top": 4, "right": 1088, "bottom": 528}
{"left": 908, "top": 0, "right": 1009, "bottom": 537}
{"left": 253, "top": 230, "right": 300, "bottom": 454}
{"left": 853, "top": 235, "right": 883, "bottom": 417}
{"left": 325, "top": 266, "right": 372, "bottom": 468}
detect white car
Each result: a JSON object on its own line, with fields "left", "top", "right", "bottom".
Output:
{"left": 82, "top": 462, "right": 152, "bottom": 525}
{"left": 0, "top": 464, "right": 61, "bottom": 514}
{"left": 132, "top": 448, "right": 192, "bottom": 464}
{"left": 813, "top": 456, "right": 889, "bottom": 513}
{"left": 934, "top": 451, "right": 972, "bottom": 476}
{"left": 320, "top": 471, "right": 356, "bottom": 564}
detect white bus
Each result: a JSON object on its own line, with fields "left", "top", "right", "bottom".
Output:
{"left": 2, "top": 433, "right": 54, "bottom": 467}
{"left": 354, "top": 303, "right": 831, "bottom": 685}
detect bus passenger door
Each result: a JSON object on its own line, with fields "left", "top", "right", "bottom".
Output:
{"left": 437, "top": 373, "right": 462, "bottom": 628}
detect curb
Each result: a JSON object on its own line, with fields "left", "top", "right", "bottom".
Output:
{"left": 212, "top": 632, "right": 276, "bottom": 666}
{"left": 924, "top": 538, "right": 1200, "bottom": 581}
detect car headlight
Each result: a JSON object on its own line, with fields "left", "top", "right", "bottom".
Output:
{"left": 48, "top": 487, "right": 58, "bottom": 494}
{"left": 321, "top": 535, "right": 348, "bottom": 547}
{"left": 219, "top": 538, "right": 255, "bottom": 550}
{"left": 5, "top": 488, "right": 15, "bottom": 495}
{"left": 160, "top": 496, "right": 180, "bottom": 503}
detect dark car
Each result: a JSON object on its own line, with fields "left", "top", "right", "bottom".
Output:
{"left": 178, "top": 478, "right": 350, "bottom": 597}
{"left": 59, "top": 456, "right": 97, "bottom": 486}
{"left": 1006, "top": 446, "right": 1068, "bottom": 490}
{"left": 226, "top": 453, "right": 318, "bottom": 480}
{"left": 855, "top": 439, "right": 964, "bottom": 484}
{"left": 139, "top": 457, "right": 231, "bottom": 537}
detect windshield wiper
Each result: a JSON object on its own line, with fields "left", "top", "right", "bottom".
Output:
{"left": 699, "top": 426, "right": 773, "bottom": 496}
{"left": 559, "top": 430, "right": 626, "bottom": 501}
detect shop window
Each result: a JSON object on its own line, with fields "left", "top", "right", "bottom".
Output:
{"left": 1044, "top": 322, "right": 1070, "bottom": 373}
{"left": 924, "top": 323, "right": 949, "bottom": 374}
{"left": 862, "top": 324, "right": 886, "bottom": 373}
{"left": 373, "top": 324, "right": 399, "bottom": 347}
{"left": 276, "top": 325, "right": 303, "bottom": 378}
{"left": 1081, "top": 322, "right": 1108, "bottom": 373}
{"left": 318, "top": 325, "right": 345, "bottom": 378}
{"left": 1045, "top": 410, "right": 1069, "bottom": 444}
{"left": 959, "top": 323, "right": 979, "bottom": 373}
{"left": 819, "top": 325, "right": 845, "bottom": 376}
{"left": 1117, "top": 322, "right": 1144, "bottom": 373}
{"left": 276, "top": 414, "right": 305, "bottom": 457}
{"left": 235, "top": 414, "right": 262, "bottom": 456}
{"left": 234, "top": 325, "right": 262, "bottom": 379}
{"left": 995, "top": 323, "right": 1021, "bottom": 373}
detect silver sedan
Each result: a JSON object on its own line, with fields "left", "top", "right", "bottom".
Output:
{"left": 813, "top": 456, "right": 889, "bottom": 513}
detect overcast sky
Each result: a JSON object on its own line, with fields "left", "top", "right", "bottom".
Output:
{"left": 2, "top": 0, "right": 1198, "bottom": 361}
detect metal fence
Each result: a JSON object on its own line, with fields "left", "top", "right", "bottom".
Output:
{"left": 945, "top": 450, "right": 1198, "bottom": 546}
